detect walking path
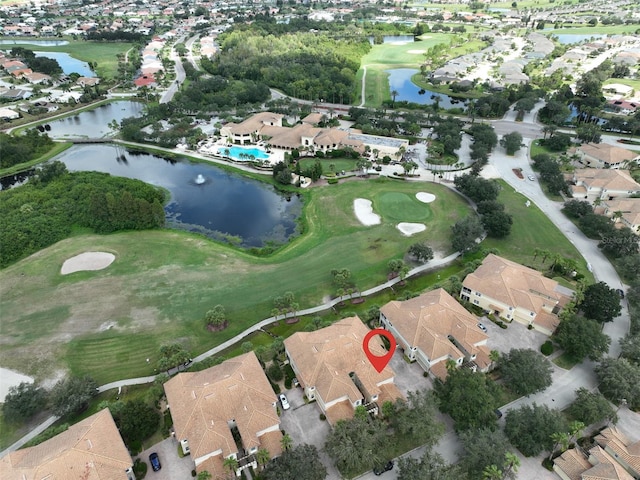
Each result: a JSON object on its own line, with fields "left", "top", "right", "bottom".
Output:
{"left": 0, "top": 252, "right": 459, "bottom": 458}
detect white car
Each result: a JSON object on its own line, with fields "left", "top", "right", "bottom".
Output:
{"left": 279, "top": 394, "right": 290, "bottom": 410}
{"left": 477, "top": 323, "right": 488, "bottom": 333}
{"left": 528, "top": 174, "right": 536, "bottom": 181}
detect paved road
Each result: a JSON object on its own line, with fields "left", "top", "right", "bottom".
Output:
{"left": 160, "top": 38, "right": 186, "bottom": 104}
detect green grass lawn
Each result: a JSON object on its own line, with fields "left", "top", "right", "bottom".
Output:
{"left": 0, "top": 38, "right": 133, "bottom": 80}
{"left": 604, "top": 78, "right": 640, "bottom": 92}
{"left": 483, "top": 180, "right": 594, "bottom": 283}
{"left": 0, "top": 179, "right": 471, "bottom": 385}
{"left": 298, "top": 157, "right": 358, "bottom": 173}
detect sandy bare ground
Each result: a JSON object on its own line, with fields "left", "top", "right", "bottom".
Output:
{"left": 416, "top": 192, "right": 436, "bottom": 203}
{"left": 0, "top": 367, "right": 34, "bottom": 402}
{"left": 407, "top": 49, "right": 426, "bottom": 54}
{"left": 397, "top": 223, "right": 426, "bottom": 236}
{"left": 354, "top": 198, "right": 381, "bottom": 226}
{"left": 61, "top": 252, "right": 115, "bottom": 275}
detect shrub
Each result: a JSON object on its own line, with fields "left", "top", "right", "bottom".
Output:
{"left": 267, "top": 363, "right": 284, "bottom": 382}
{"left": 327, "top": 178, "right": 338, "bottom": 184}
{"left": 320, "top": 413, "right": 326, "bottom": 421}
{"left": 133, "top": 459, "right": 148, "bottom": 480}
{"left": 541, "top": 341, "right": 554, "bottom": 356}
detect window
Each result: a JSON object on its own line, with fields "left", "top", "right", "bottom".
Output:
{"left": 473, "top": 300, "right": 479, "bottom": 305}
{"left": 475, "top": 292, "right": 481, "bottom": 297}
{"left": 530, "top": 312, "right": 535, "bottom": 316}
{"left": 462, "top": 287, "right": 471, "bottom": 294}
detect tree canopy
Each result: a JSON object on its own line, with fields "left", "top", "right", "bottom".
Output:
{"left": 504, "top": 403, "right": 567, "bottom": 457}
{"left": 391, "top": 389, "right": 444, "bottom": 447}
{"left": 498, "top": 349, "right": 553, "bottom": 396}
{"left": 459, "top": 428, "right": 513, "bottom": 479}
{"left": 0, "top": 130, "right": 55, "bottom": 169}
{"left": 554, "top": 314, "right": 610, "bottom": 361}
{"left": 262, "top": 444, "right": 327, "bottom": 480}
{"left": 397, "top": 450, "right": 465, "bottom": 480}
{"left": 2, "top": 382, "right": 48, "bottom": 422}
{"left": 112, "top": 400, "right": 160, "bottom": 445}
{"left": 579, "top": 282, "right": 622, "bottom": 323}
{"left": 595, "top": 358, "right": 640, "bottom": 410}
{"left": 567, "top": 388, "right": 617, "bottom": 426}
{"left": 451, "top": 216, "right": 484, "bottom": 253}
{"left": 408, "top": 242, "right": 434, "bottom": 263}
{"left": 50, "top": 376, "right": 98, "bottom": 417}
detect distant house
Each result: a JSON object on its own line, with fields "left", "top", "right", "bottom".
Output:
{"left": 570, "top": 168, "right": 640, "bottom": 204}
{"left": 607, "top": 99, "right": 638, "bottom": 116}
{"left": 380, "top": 288, "right": 490, "bottom": 380}
{"left": 572, "top": 143, "right": 640, "bottom": 169}
{"left": 77, "top": 76, "right": 100, "bottom": 87}
{"left": 284, "top": 316, "right": 404, "bottom": 425}
{"left": 163, "top": 352, "right": 282, "bottom": 479}
{"left": 0, "top": 409, "right": 135, "bottom": 480}
{"left": 133, "top": 74, "right": 156, "bottom": 88}
{"left": 601, "top": 198, "right": 640, "bottom": 235}
{"left": 460, "top": 254, "right": 574, "bottom": 335}
{"left": 0, "top": 107, "right": 20, "bottom": 120}
{"left": 554, "top": 444, "right": 635, "bottom": 480}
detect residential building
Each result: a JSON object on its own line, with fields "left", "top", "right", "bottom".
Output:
{"left": 460, "top": 254, "right": 574, "bottom": 335}
{"left": 601, "top": 198, "right": 640, "bottom": 235}
{"left": 0, "top": 107, "right": 20, "bottom": 120}
{"left": 0, "top": 409, "right": 135, "bottom": 480}
{"left": 571, "top": 143, "right": 640, "bottom": 169}
{"left": 554, "top": 445, "right": 635, "bottom": 480}
{"left": 380, "top": 288, "right": 490, "bottom": 380}
{"left": 220, "top": 111, "right": 408, "bottom": 156}
{"left": 284, "top": 316, "right": 404, "bottom": 425}
{"left": 595, "top": 427, "right": 640, "bottom": 478}
{"left": 569, "top": 168, "right": 640, "bottom": 204}
{"left": 163, "top": 352, "right": 282, "bottom": 479}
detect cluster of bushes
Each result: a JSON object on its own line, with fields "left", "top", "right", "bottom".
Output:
{"left": 467, "top": 123, "right": 498, "bottom": 173}
{"left": 0, "top": 162, "right": 165, "bottom": 267}
{"left": 532, "top": 153, "right": 571, "bottom": 196}
{"left": 0, "top": 129, "right": 54, "bottom": 169}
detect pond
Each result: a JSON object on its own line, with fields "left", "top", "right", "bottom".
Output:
{"left": 45, "top": 100, "right": 145, "bottom": 139}
{"left": 0, "top": 39, "right": 69, "bottom": 46}
{"left": 51, "top": 144, "right": 303, "bottom": 247}
{"left": 386, "top": 68, "right": 468, "bottom": 109}
{"left": 35, "top": 51, "right": 95, "bottom": 77}
{"left": 552, "top": 34, "right": 607, "bottom": 44}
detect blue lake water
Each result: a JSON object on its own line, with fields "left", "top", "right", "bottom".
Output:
{"left": 45, "top": 101, "right": 145, "bottom": 139}
{"left": 0, "top": 39, "right": 69, "bottom": 46}
{"left": 386, "top": 68, "right": 468, "bottom": 109}
{"left": 553, "top": 34, "right": 607, "bottom": 44}
{"left": 35, "top": 51, "right": 95, "bottom": 77}
{"left": 53, "top": 144, "right": 302, "bottom": 247}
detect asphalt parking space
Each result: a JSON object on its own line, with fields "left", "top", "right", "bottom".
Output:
{"left": 388, "top": 350, "right": 432, "bottom": 395}
{"left": 137, "top": 437, "right": 194, "bottom": 480}
{"left": 483, "top": 317, "right": 549, "bottom": 354}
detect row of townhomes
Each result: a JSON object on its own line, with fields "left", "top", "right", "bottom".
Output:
{"left": 220, "top": 111, "right": 409, "bottom": 157}
{"left": 0, "top": 254, "right": 576, "bottom": 479}
{"left": 554, "top": 426, "right": 640, "bottom": 480}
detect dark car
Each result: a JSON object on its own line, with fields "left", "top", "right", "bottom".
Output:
{"left": 373, "top": 460, "right": 394, "bottom": 475}
{"left": 616, "top": 289, "right": 625, "bottom": 299}
{"left": 149, "top": 452, "right": 161, "bottom": 472}
{"left": 495, "top": 409, "right": 503, "bottom": 419}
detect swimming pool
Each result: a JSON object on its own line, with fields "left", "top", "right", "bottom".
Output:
{"left": 218, "top": 145, "right": 270, "bottom": 161}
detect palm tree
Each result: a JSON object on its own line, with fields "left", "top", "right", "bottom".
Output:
{"left": 489, "top": 350, "right": 500, "bottom": 363}
{"left": 256, "top": 448, "right": 270, "bottom": 470}
{"left": 280, "top": 433, "right": 293, "bottom": 452}
{"left": 549, "top": 432, "right": 570, "bottom": 460}
{"left": 482, "top": 464, "right": 503, "bottom": 480}
{"left": 391, "top": 89, "right": 399, "bottom": 109}
{"left": 502, "top": 452, "right": 520, "bottom": 480}
{"left": 568, "top": 421, "right": 585, "bottom": 447}
{"left": 540, "top": 249, "right": 551, "bottom": 264}
{"left": 223, "top": 457, "right": 239, "bottom": 476}
{"left": 533, "top": 247, "right": 542, "bottom": 261}
{"left": 542, "top": 124, "right": 557, "bottom": 140}
{"left": 197, "top": 471, "right": 212, "bottom": 480}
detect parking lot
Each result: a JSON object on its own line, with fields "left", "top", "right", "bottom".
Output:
{"left": 482, "top": 317, "right": 549, "bottom": 354}
{"left": 137, "top": 437, "right": 194, "bottom": 480}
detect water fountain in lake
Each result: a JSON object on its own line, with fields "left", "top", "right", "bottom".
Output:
{"left": 195, "top": 174, "right": 206, "bottom": 185}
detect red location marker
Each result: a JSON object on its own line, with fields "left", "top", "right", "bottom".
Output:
{"left": 363, "top": 328, "right": 396, "bottom": 373}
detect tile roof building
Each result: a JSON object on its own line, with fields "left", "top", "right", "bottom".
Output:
{"left": 284, "top": 316, "right": 403, "bottom": 425}
{"left": 570, "top": 169, "right": 640, "bottom": 204}
{"left": 461, "top": 254, "right": 574, "bottom": 335}
{"left": 0, "top": 409, "right": 134, "bottom": 480}
{"left": 595, "top": 427, "right": 640, "bottom": 478}
{"left": 602, "top": 198, "right": 640, "bottom": 235}
{"left": 163, "top": 352, "right": 282, "bottom": 479}
{"left": 380, "top": 288, "right": 490, "bottom": 380}
{"left": 554, "top": 445, "right": 635, "bottom": 480}
{"left": 572, "top": 143, "right": 640, "bottom": 169}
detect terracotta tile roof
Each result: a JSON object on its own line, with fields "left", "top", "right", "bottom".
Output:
{"left": 428, "top": 361, "right": 449, "bottom": 380}
{"left": 574, "top": 169, "right": 640, "bottom": 193}
{"left": 377, "top": 382, "right": 404, "bottom": 407}
{"left": 325, "top": 399, "right": 355, "bottom": 426}
{"left": 301, "top": 112, "right": 323, "bottom": 125}
{"left": 195, "top": 455, "right": 226, "bottom": 480}
{"left": 163, "top": 352, "right": 280, "bottom": 461}
{"left": 284, "top": 317, "right": 396, "bottom": 410}
{"left": 257, "top": 430, "right": 283, "bottom": 459}
{"left": 228, "top": 112, "right": 283, "bottom": 135}
{"left": 380, "top": 288, "right": 487, "bottom": 362}
{"left": 577, "top": 143, "right": 639, "bottom": 166}
{"left": 0, "top": 409, "right": 133, "bottom": 480}
{"left": 555, "top": 448, "right": 592, "bottom": 480}
{"left": 595, "top": 427, "right": 640, "bottom": 476}
{"left": 585, "top": 445, "right": 635, "bottom": 480}
{"left": 462, "top": 254, "right": 572, "bottom": 315}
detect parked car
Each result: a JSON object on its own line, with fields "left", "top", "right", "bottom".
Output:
{"left": 149, "top": 452, "right": 161, "bottom": 472}
{"left": 279, "top": 393, "right": 290, "bottom": 410}
{"left": 373, "top": 460, "right": 394, "bottom": 475}
{"left": 477, "top": 323, "right": 488, "bottom": 333}
{"left": 616, "top": 289, "right": 625, "bottom": 299}
{"left": 495, "top": 409, "right": 503, "bottom": 419}
{"left": 528, "top": 174, "right": 536, "bottom": 181}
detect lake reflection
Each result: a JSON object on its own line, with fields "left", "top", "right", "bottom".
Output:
{"left": 55, "top": 145, "right": 302, "bottom": 247}
{"left": 387, "top": 68, "right": 468, "bottom": 109}
{"left": 45, "top": 101, "right": 144, "bottom": 139}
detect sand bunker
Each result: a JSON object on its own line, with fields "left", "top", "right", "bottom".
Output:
{"left": 416, "top": 192, "right": 436, "bottom": 203}
{"left": 61, "top": 252, "right": 115, "bottom": 275}
{"left": 397, "top": 223, "right": 426, "bottom": 236}
{"left": 407, "top": 49, "right": 426, "bottom": 54}
{"left": 354, "top": 198, "right": 381, "bottom": 226}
